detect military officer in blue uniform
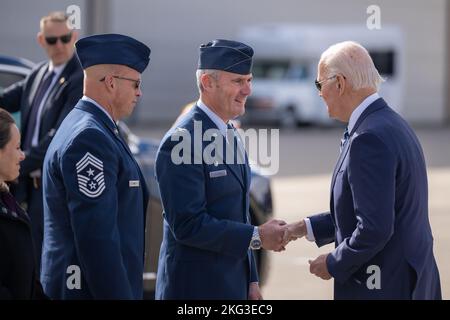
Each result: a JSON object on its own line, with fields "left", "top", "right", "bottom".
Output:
{"left": 41, "top": 34, "right": 150, "bottom": 299}
{"left": 155, "top": 39, "right": 288, "bottom": 300}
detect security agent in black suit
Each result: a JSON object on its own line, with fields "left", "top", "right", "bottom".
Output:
{"left": 0, "top": 12, "right": 83, "bottom": 269}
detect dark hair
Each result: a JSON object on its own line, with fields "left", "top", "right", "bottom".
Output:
{"left": 0, "top": 108, "right": 15, "bottom": 149}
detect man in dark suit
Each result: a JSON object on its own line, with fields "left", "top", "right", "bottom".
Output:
{"left": 155, "top": 39, "right": 288, "bottom": 300}
{"left": 286, "top": 41, "right": 441, "bottom": 299}
{"left": 0, "top": 12, "right": 83, "bottom": 268}
{"left": 41, "top": 34, "right": 151, "bottom": 299}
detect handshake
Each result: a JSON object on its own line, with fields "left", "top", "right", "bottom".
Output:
{"left": 256, "top": 218, "right": 333, "bottom": 280}
{"left": 257, "top": 219, "right": 306, "bottom": 252}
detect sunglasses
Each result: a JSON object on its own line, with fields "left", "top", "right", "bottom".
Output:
{"left": 100, "top": 75, "right": 141, "bottom": 89}
{"left": 45, "top": 33, "right": 72, "bottom": 45}
{"left": 314, "top": 75, "right": 337, "bottom": 91}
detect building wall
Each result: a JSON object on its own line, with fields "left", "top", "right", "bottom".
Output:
{"left": 109, "top": 0, "right": 449, "bottom": 124}
{"left": 0, "top": 0, "right": 87, "bottom": 63}
{"left": 0, "top": 0, "right": 447, "bottom": 125}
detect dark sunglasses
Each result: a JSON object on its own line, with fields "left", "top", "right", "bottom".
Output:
{"left": 45, "top": 33, "right": 72, "bottom": 45}
{"left": 314, "top": 75, "right": 337, "bottom": 91}
{"left": 100, "top": 75, "right": 141, "bottom": 89}
{"left": 315, "top": 74, "right": 347, "bottom": 91}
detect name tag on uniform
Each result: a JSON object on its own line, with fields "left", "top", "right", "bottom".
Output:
{"left": 129, "top": 180, "right": 140, "bottom": 187}
{"left": 209, "top": 169, "right": 227, "bottom": 178}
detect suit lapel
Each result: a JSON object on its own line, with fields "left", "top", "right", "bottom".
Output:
{"left": 114, "top": 130, "right": 150, "bottom": 208}
{"left": 244, "top": 154, "right": 251, "bottom": 223}
{"left": 234, "top": 129, "right": 249, "bottom": 190}
{"left": 330, "top": 136, "right": 351, "bottom": 196}
{"left": 225, "top": 145, "right": 246, "bottom": 190}
{"left": 244, "top": 153, "right": 250, "bottom": 192}
{"left": 40, "top": 56, "right": 78, "bottom": 122}
{"left": 329, "top": 97, "right": 388, "bottom": 211}
{"left": 28, "top": 63, "right": 48, "bottom": 104}
{"left": 24, "top": 63, "right": 48, "bottom": 125}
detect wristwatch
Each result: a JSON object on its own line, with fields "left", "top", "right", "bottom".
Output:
{"left": 250, "top": 227, "right": 262, "bottom": 250}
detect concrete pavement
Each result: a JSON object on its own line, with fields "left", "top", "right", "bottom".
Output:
{"left": 262, "top": 168, "right": 450, "bottom": 299}
{"left": 260, "top": 127, "right": 450, "bottom": 299}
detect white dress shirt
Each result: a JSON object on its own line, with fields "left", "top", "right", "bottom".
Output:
{"left": 197, "top": 99, "right": 228, "bottom": 138}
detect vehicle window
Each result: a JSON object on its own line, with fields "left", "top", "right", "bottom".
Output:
{"left": 369, "top": 50, "right": 395, "bottom": 77}
{"left": 0, "top": 71, "right": 25, "bottom": 93}
{"left": 252, "top": 60, "right": 290, "bottom": 80}
{"left": 285, "top": 64, "right": 308, "bottom": 80}
{"left": 0, "top": 70, "right": 25, "bottom": 127}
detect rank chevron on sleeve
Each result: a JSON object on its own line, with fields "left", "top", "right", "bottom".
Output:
{"left": 76, "top": 152, "right": 106, "bottom": 198}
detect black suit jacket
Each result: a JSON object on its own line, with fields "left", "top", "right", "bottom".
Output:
{"left": 0, "top": 192, "right": 47, "bottom": 299}
{"left": 0, "top": 54, "right": 83, "bottom": 176}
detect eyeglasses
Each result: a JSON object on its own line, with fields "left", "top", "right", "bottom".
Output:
{"left": 45, "top": 33, "right": 72, "bottom": 45}
{"left": 315, "top": 75, "right": 337, "bottom": 91}
{"left": 99, "top": 75, "right": 141, "bottom": 89}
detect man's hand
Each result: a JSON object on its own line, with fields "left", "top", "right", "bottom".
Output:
{"left": 308, "top": 253, "right": 332, "bottom": 280}
{"left": 282, "top": 220, "right": 307, "bottom": 245}
{"left": 258, "top": 219, "right": 287, "bottom": 251}
{"left": 248, "top": 282, "right": 263, "bottom": 300}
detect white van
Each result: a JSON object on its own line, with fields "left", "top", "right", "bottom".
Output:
{"left": 237, "top": 24, "right": 405, "bottom": 126}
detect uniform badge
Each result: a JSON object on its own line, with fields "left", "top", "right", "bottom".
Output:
{"left": 129, "top": 180, "right": 140, "bottom": 187}
{"left": 76, "top": 152, "right": 106, "bottom": 198}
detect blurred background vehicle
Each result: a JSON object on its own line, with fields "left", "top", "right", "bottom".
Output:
{"left": 0, "top": 54, "right": 35, "bottom": 126}
{"left": 237, "top": 24, "right": 404, "bottom": 127}
{"left": 0, "top": 54, "right": 274, "bottom": 299}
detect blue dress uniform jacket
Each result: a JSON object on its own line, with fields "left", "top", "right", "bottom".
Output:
{"left": 0, "top": 55, "right": 83, "bottom": 269}
{"left": 155, "top": 105, "right": 258, "bottom": 300}
{"left": 41, "top": 100, "right": 149, "bottom": 299}
{"left": 309, "top": 98, "right": 441, "bottom": 299}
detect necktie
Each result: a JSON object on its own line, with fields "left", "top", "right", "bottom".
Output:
{"left": 227, "top": 122, "right": 247, "bottom": 177}
{"left": 340, "top": 127, "right": 349, "bottom": 153}
{"left": 227, "top": 123, "right": 246, "bottom": 163}
{"left": 23, "top": 70, "right": 55, "bottom": 150}
{"left": 227, "top": 123, "right": 249, "bottom": 223}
